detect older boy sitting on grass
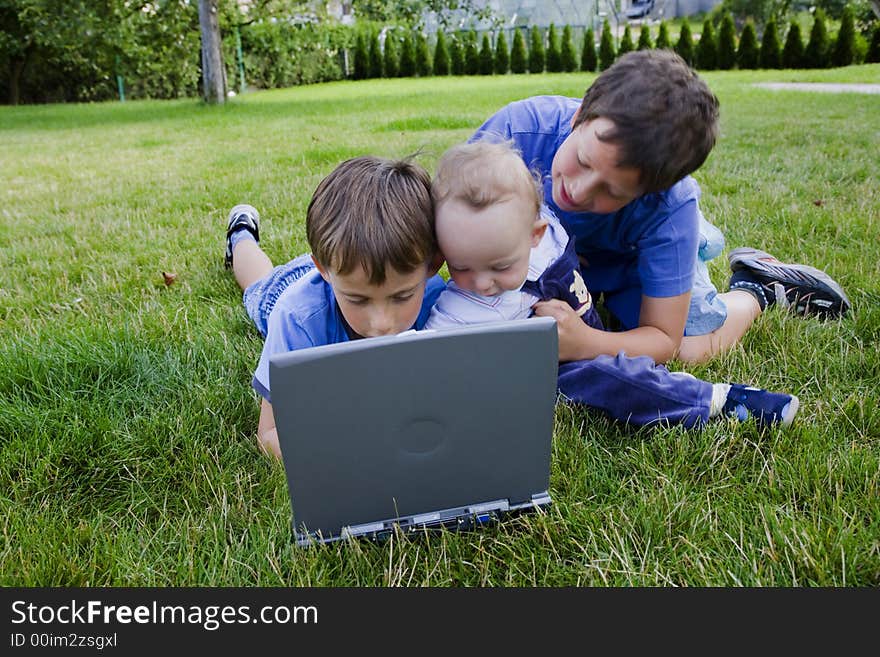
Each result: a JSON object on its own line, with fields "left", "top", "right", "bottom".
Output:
{"left": 224, "top": 156, "right": 444, "bottom": 458}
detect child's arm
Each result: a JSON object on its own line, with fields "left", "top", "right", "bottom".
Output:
{"left": 257, "top": 398, "right": 282, "bottom": 459}
{"left": 534, "top": 291, "right": 689, "bottom": 363}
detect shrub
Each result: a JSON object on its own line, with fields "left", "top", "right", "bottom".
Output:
{"left": 675, "top": 19, "right": 695, "bottom": 66}
{"left": 655, "top": 21, "right": 672, "bottom": 50}
{"left": 353, "top": 32, "right": 369, "bottom": 80}
{"left": 738, "top": 20, "right": 759, "bottom": 69}
{"left": 383, "top": 32, "right": 399, "bottom": 77}
{"left": 479, "top": 33, "right": 494, "bottom": 74}
{"left": 399, "top": 32, "right": 416, "bottom": 77}
{"left": 434, "top": 32, "right": 450, "bottom": 75}
{"left": 581, "top": 28, "right": 598, "bottom": 72}
{"left": 511, "top": 28, "right": 528, "bottom": 73}
{"left": 759, "top": 17, "right": 782, "bottom": 69}
{"left": 561, "top": 25, "right": 578, "bottom": 71}
{"left": 546, "top": 24, "right": 563, "bottom": 72}
{"left": 464, "top": 30, "right": 480, "bottom": 75}
{"left": 637, "top": 24, "right": 654, "bottom": 50}
{"left": 782, "top": 21, "right": 805, "bottom": 68}
{"left": 369, "top": 31, "right": 383, "bottom": 78}
{"left": 618, "top": 25, "right": 635, "bottom": 57}
{"left": 696, "top": 19, "right": 717, "bottom": 70}
{"left": 718, "top": 12, "right": 737, "bottom": 69}
{"left": 415, "top": 33, "right": 432, "bottom": 76}
{"left": 449, "top": 35, "right": 464, "bottom": 75}
{"left": 599, "top": 20, "right": 616, "bottom": 70}
{"left": 805, "top": 8, "right": 830, "bottom": 69}
{"left": 529, "top": 26, "right": 546, "bottom": 72}
{"left": 832, "top": 4, "right": 857, "bottom": 66}
{"left": 867, "top": 22, "right": 880, "bottom": 63}
{"left": 495, "top": 31, "right": 510, "bottom": 74}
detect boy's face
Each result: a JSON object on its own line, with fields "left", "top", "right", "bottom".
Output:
{"left": 317, "top": 264, "right": 429, "bottom": 338}
{"left": 436, "top": 196, "right": 546, "bottom": 297}
{"left": 551, "top": 117, "right": 643, "bottom": 215}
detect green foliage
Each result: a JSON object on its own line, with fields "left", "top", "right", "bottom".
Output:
{"left": 675, "top": 19, "right": 695, "bottom": 66}
{"left": 831, "top": 4, "right": 857, "bottom": 66}
{"left": 656, "top": 20, "right": 672, "bottom": 50}
{"left": 867, "top": 22, "right": 880, "bottom": 63}
{"left": 433, "top": 31, "right": 451, "bottom": 75}
{"left": 479, "top": 33, "right": 494, "bottom": 74}
{"left": 637, "top": 23, "right": 654, "bottom": 50}
{"left": 449, "top": 34, "right": 464, "bottom": 74}
{"left": 782, "top": 20, "right": 805, "bottom": 68}
{"left": 697, "top": 19, "right": 718, "bottom": 70}
{"left": 805, "top": 8, "right": 830, "bottom": 68}
{"left": 383, "top": 32, "right": 399, "bottom": 78}
{"left": 369, "top": 31, "right": 383, "bottom": 78}
{"left": 760, "top": 17, "right": 782, "bottom": 68}
{"left": 561, "top": 25, "right": 577, "bottom": 71}
{"left": 353, "top": 32, "right": 369, "bottom": 80}
{"left": 618, "top": 25, "right": 635, "bottom": 57}
{"left": 738, "top": 20, "right": 760, "bottom": 69}
{"left": 718, "top": 12, "right": 738, "bottom": 69}
{"left": 511, "top": 28, "right": 528, "bottom": 73}
{"left": 581, "top": 27, "right": 598, "bottom": 72}
{"left": 415, "top": 33, "right": 432, "bottom": 76}
{"left": 494, "top": 31, "right": 510, "bottom": 74}
{"left": 546, "top": 23, "right": 562, "bottom": 72}
{"left": 398, "top": 32, "right": 416, "bottom": 77}
{"left": 528, "top": 26, "right": 545, "bottom": 72}
{"left": 599, "top": 20, "right": 616, "bottom": 70}
{"left": 464, "top": 30, "right": 480, "bottom": 75}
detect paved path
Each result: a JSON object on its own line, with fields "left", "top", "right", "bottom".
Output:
{"left": 753, "top": 82, "right": 880, "bottom": 94}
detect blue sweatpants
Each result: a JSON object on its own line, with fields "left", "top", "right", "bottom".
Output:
{"left": 557, "top": 353, "right": 713, "bottom": 429}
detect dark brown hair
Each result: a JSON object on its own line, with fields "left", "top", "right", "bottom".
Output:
{"left": 306, "top": 155, "right": 436, "bottom": 284}
{"left": 575, "top": 50, "right": 720, "bottom": 193}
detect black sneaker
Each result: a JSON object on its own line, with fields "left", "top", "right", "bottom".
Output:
{"left": 728, "top": 247, "right": 851, "bottom": 318}
{"left": 225, "top": 204, "right": 260, "bottom": 269}
{"left": 722, "top": 384, "right": 800, "bottom": 428}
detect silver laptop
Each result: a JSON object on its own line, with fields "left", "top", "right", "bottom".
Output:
{"left": 269, "top": 317, "right": 558, "bottom": 546}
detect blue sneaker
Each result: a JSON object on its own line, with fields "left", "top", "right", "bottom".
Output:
{"left": 722, "top": 384, "right": 800, "bottom": 428}
{"left": 225, "top": 204, "right": 260, "bottom": 269}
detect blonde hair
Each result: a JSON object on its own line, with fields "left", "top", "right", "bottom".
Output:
{"left": 432, "top": 140, "right": 541, "bottom": 220}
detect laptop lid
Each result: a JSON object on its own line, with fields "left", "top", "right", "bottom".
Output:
{"left": 269, "top": 317, "right": 558, "bottom": 545}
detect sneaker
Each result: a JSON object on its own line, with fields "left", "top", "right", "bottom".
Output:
{"left": 722, "top": 384, "right": 800, "bottom": 428}
{"left": 728, "top": 247, "right": 850, "bottom": 318}
{"left": 225, "top": 204, "right": 260, "bottom": 269}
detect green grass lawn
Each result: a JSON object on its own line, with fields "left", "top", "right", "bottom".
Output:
{"left": 2, "top": 65, "right": 879, "bottom": 586}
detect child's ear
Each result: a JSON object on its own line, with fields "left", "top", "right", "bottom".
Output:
{"left": 427, "top": 251, "right": 445, "bottom": 278}
{"left": 530, "top": 216, "right": 549, "bottom": 248}
{"left": 311, "top": 256, "right": 332, "bottom": 283}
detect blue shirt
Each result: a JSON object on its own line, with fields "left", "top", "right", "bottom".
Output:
{"left": 252, "top": 269, "right": 446, "bottom": 402}
{"left": 472, "top": 95, "right": 702, "bottom": 300}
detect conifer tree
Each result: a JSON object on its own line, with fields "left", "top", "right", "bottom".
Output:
{"left": 546, "top": 24, "right": 562, "bottom": 72}
{"left": 867, "top": 22, "right": 880, "bottom": 64}
{"left": 511, "top": 28, "right": 528, "bottom": 73}
{"left": 655, "top": 20, "right": 671, "bottom": 50}
{"left": 369, "top": 31, "right": 383, "bottom": 78}
{"left": 737, "top": 20, "right": 759, "bottom": 69}
{"left": 804, "top": 8, "right": 830, "bottom": 69}
{"left": 581, "top": 27, "right": 598, "bottom": 72}
{"left": 399, "top": 32, "right": 416, "bottom": 77}
{"left": 599, "top": 20, "right": 616, "bottom": 70}
{"left": 831, "top": 4, "right": 856, "bottom": 67}
{"left": 618, "top": 25, "right": 635, "bottom": 57}
{"left": 434, "top": 31, "right": 451, "bottom": 75}
{"left": 495, "top": 31, "right": 510, "bottom": 74}
{"left": 464, "top": 30, "right": 480, "bottom": 75}
{"left": 759, "top": 17, "right": 781, "bottom": 68}
{"left": 353, "top": 32, "right": 369, "bottom": 80}
{"left": 450, "top": 35, "right": 464, "bottom": 75}
{"left": 637, "top": 23, "right": 653, "bottom": 50}
{"left": 415, "top": 33, "right": 432, "bottom": 76}
{"left": 479, "top": 33, "right": 494, "bottom": 74}
{"left": 561, "top": 25, "right": 577, "bottom": 71}
{"left": 529, "top": 26, "right": 546, "bottom": 72}
{"left": 717, "top": 12, "right": 737, "bottom": 69}
{"left": 696, "top": 19, "right": 717, "bottom": 69}
{"left": 383, "top": 32, "right": 399, "bottom": 78}
{"left": 675, "top": 19, "right": 695, "bottom": 65}
{"left": 782, "top": 21, "right": 804, "bottom": 68}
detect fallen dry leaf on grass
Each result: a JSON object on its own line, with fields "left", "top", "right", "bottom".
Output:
{"left": 162, "top": 271, "right": 177, "bottom": 286}
{"left": 813, "top": 199, "right": 825, "bottom": 207}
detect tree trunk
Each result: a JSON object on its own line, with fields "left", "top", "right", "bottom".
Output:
{"left": 198, "top": 0, "right": 226, "bottom": 104}
{"left": 8, "top": 59, "right": 24, "bottom": 106}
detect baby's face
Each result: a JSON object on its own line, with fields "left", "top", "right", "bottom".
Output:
{"left": 436, "top": 196, "right": 542, "bottom": 298}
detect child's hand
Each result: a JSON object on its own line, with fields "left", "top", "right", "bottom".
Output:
{"left": 532, "top": 299, "right": 592, "bottom": 362}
